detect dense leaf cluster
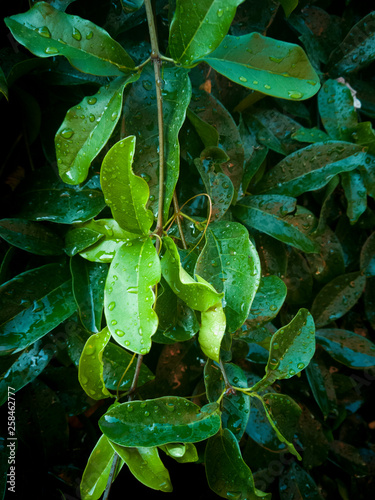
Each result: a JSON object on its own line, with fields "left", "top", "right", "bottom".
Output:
{"left": 1, "top": 0, "right": 375, "bottom": 499}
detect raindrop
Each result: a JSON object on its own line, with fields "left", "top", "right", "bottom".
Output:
{"left": 288, "top": 90, "right": 303, "bottom": 99}
{"left": 264, "top": 84, "right": 271, "bottom": 90}
{"left": 72, "top": 27, "right": 82, "bottom": 41}
{"left": 269, "top": 56, "right": 284, "bottom": 63}
{"left": 253, "top": 80, "right": 259, "bottom": 85}
{"left": 61, "top": 128, "right": 74, "bottom": 139}
{"left": 111, "top": 320, "right": 117, "bottom": 326}
{"left": 239, "top": 76, "right": 248, "bottom": 83}
{"left": 111, "top": 112, "right": 118, "bottom": 121}
{"left": 108, "top": 301, "right": 116, "bottom": 311}
{"left": 289, "top": 368, "right": 296, "bottom": 376}
{"left": 45, "top": 46, "right": 59, "bottom": 54}
{"left": 217, "top": 8, "right": 224, "bottom": 17}
{"left": 87, "top": 97, "right": 97, "bottom": 105}
{"left": 127, "top": 286, "right": 138, "bottom": 294}
{"left": 297, "top": 362, "right": 305, "bottom": 370}
{"left": 89, "top": 114, "right": 95, "bottom": 122}
{"left": 141, "top": 173, "right": 151, "bottom": 182}
{"left": 142, "top": 80, "right": 153, "bottom": 91}
{"left": 140, "top": 348, "right": 147, "bottom": 354}
{"left": 115, "top": 329, "right": 125, "bottom": 337}
{"left": 37, "top": 26, "right": 51, "bottom": 38}
{"left": 86, "top": 31, "right": 93, "bottom": 40}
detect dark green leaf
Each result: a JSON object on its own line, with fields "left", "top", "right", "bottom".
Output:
{"left": 239, "top": 114, "right": 268, "bottom": 193}
{"left": 351, "top": 121, "right": 375, "bottom": 155}
{"left": 56, "top": 74, "right": 139, "bottom": 185}
{"left": 0, "top": 264, "right": 76, "bottom": 356}
{"left": 305, "top": 349, "right": 338, "bottom": 418}
{"left": 254, "top": 142, "right": 366, "bottom": 197}
{"left": 310, "top": 271, "right": 366, "bottom": 328}
{"left": 101, "top": 136, "right": 154, "bottom": 235}
{"left": 247, "top": 276, "right": 287, "bottom": 330}
{"left": 0, "top": 66, "right": 8, "bottom": 100}
{"left": 316, "top": 329, "right": 375, "bottom": 369}
{"left": 5, "top": 2, "right": 135, "bottom": 76}
{"left": 0, "top": 218, "right": 64, "bottom": 255}
{"left": 329, "top": 441, "right": 375, "bottom": 477}
{"left": 291, "top": 127, "right": 330, "bottom": 143}
{"left": 104, "top": 238, "right": 160, "bottom": 355}
{"left": 279, "top": 0, "right": 298, "bottom": 18}
{"left": 279, "top": 462, "right": 324, "bottom": 500}
{"left": 360, "top": 231, "right": 375, "bottom": 276}
{"left": 64, "top": 227, "right": 104, "bottom": 257}
{"left": 201, "top": 33, "right": 320, "bottom": 100}
{"left": 365, "top": 277, "right": 375, "bottom": 329}
{"left": 252, "top": 231, "right": 288, "bottom": 278}
{"left": 195, "top": 221, "right": 261, "bottom": 332}
{"left": 70, "top": 257, "right": 107, "bottom": 332}
{"left": 233, "top": 195, "right": 320, "bottom": 253}
{"left": 199, "top": 302, "right": 226, "bottom": 361}
{"left": 306, "top": 225, "right": 345, "bottom": 284}
{"left": 296, "top": 404, "right": 329, "bottom": 468}
{"left": 168, "top": 0, "right": 244, "bottom": 66}
{"left": 186, "top": 108, "right": 219, "bottom": 148}
{"left": 205, "top": 428, "right": 271, "bottom": 499}
{"left": 99, "top": 397, "right": 221, "bottom": 446}
{"left": 341, "top": 170, "right": 367, "bottom": 223}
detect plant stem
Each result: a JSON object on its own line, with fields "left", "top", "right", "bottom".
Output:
{"left": 127, "top": 354, "right": 144, "bottom": 401}
{"left": 172, "top": 192, "right": 188, "bottom": 249}
{"left": 102, "top": 454, "right": 119, "bottom": 500}
{"left": 144, "top": 0, "right": 165, "bottom": 237}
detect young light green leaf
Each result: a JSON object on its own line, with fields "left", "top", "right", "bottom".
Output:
{"left": 316, "top": 329, "right": 375, "bottom": 369}
{"left": 341, "top": 170, "right": 367, "bottom": 223}
{"left": 104, "top": 238, "right": 161, "bottom": 355}
{"left": 101, "top": 136, "right": 154, "bottom": 235}
{"left": 80, "top": 435, "right": 122, "bottom": 500}
{"left": 200, "top": 33, "right": 320, "bottom": 100}
{"left": 161, "top": 236, "right": 224, "bottom": 312}
{"left": 168, "top": 0, "right": 245, "bottom": 66}
{"left": 0, "top": 264, "right": 76, "bottom": 356}
{"left": 254, "top": 142, "right": 366, "bottom": 197}
{"left": 5, "top": 2, "right": 135, "bottom": 76}
{"left": 99, "top": 396, "right": 221, "bottom": 447}
{"left": 205, "top": 428, "right": 271, "bottom": 500}
{"left": 318, "top": 79, "right": 358, "bottom": 140}
{"left": 195, "top": 221, "right": 261, "bottom": 332}
{"left": 160, "top": 443, "right": 198, "bottom": 463}
{"left": 56, "top": 74, "right": 139, "bottom": 185}
{"left": 0, "top": 218, "right": 63, "bottom": 256}
{"left": 78, "top": 327, "right": 113, "bottom": 400}
{"left": 311, "top": 271, "right": 366, "bottom": 328}
{"left": 199, "top": 302, "right": 226, "bottom": 362}
{"left": 251, "top": 309, "right": 315, "bottom": 392}
{"left": 233, "top": 195, "right": 320, "bottom": 254}
{"left": 246, "top": 276, "right": 287, "bottom": 330}
{"left": 260, "top": 393, "right": 302, "bottom": 459}
{"left": 109, "top": 443, "right": 172, "bottom": 492}
{"left": 360, "top": 231, "right": 375, "bottom": 277}
{"left": 279, "top": 0, "right": 298, "bottom": 18}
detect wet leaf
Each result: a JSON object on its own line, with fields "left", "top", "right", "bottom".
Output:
{"left": 233, "top": 195, "right": 320, "bottom": 254}
{"left": 329, "top": 441, "right": 375, "bottom": 477}
{"left": 291, "top": 126, "right": 330, "bottom": 143}
{"left": 341, "top": 170, "right": 367, "bottom": 223}
{"left": 78, "top": 327, "right": 113, "bottom": 400}
{"left": 161, "top": 236, "right": 223, "bottom": 312}
{"left": 306, "top": 225, "right": 345, "bottom": 284}
{"left": 316, "top": 329, "right": 375, "bottom": 369}
{"left": 199, "top": 302, "right": 226, "bottom": 361}
{"left": 109, "top": 443, "right": 172, "bottom": 492}
{"left": 64, "top": 227, "right": 104, "bottom": 257}
{"left": 101, "top": 136, "right": 154, "bottom": 235}
{"left": 186, "top": 108, "right": 219, "bottom": 148}
{"left": 70, "top": 257, "right": 107, "bottom": 332}
{"left": 5, "top": 2, "right": 135, "bottom": 76}
{"left": 254, "top": 142, "right": 366, "bottom": 197}
{"left": 279, "top": 0, "right": 298, "bottom": 18}
{"left": 56, "top": 74, "right": 139, "bottom": 185}
{"left": 247, "top": 276, "right": 287, "bottom": 330}
{"left": 201, "top": 33, "right": 320, "bottom": 100}
{"left": 0, "top": 264, "right": 76, "bottom": 356}
{"left": 205, "top": 428, "right": 271, "bottom": 499}
{"left": 104, "top": 238, "right": 160, "bottom": 355}
{"left": 0, "top": 66, "right": 8, "bottom": 100}
{"left": 310, "top": 271, "right": 366, "bottom": 328}
{"left": 279, "top": 462, "right": 324, "bottom": 500}
{"left": 305, "top": 349, "right": 338, "bottom": 418}
{"left": 252, "top": 232, "right": 288, "bottom": 278}
{"left": 360, "top": 231, "right": 375, "bottom": 277}
{"left": 168, "top": 0, "right": 244, "bottom": 66}
{"left": 365, "top": 277, "right": 375, "bottom": 329}
{"left": 195, "top": 221, "right": 261, "bottom": 332}
{"left": 99, "top": 396, "right": 221, "bottom": 447}
{"left": 160, "top": 442, "right": 198, "bottom": 463}
{"left": 283, "top": 247, "right": 313, "bottom": 305}
{"left": 296, "top": 404, "right": 329, "bottom": 468}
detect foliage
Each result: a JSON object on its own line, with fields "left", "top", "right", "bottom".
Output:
{"left": 1, "top": 1, "right": 375, "bottom": 499}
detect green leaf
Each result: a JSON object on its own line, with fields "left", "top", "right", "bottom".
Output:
{"left": 5, "top": 2, "right": 135, "bottom": 76}
{"left": 360, "top": 231, "right": 375, "bottom": 277}
{"left": 0, "top": 218, "right": 64, "bottom": 255}
{"left": 279, "top": 0, "right": 298, "bottom": 18}
{"left": 239, "top": 115, "right": 268, "bottom": 193}
{"left": 305, "top": 351, "right": 338, "bottom": 418}
{"left": 122, "top": 64, "right": 192, "bottom": 222}
{"left": 99, "top": 396, "right": 221, "bottom": 447}
{"left": 0, "top": 264, "right": 76, "bottom": 356}
{"left": 78, "top": 327, "right": 113, "bottom": 399}
{"left": 104, "top": 238, "right": 160, "bottom": 355}
{"left": 168, "top": 0, "right": 244, "bottom": 66}
{"left": 195, "top": 221, "right": 261, "bottom": 332}
{"left": 205, "top": 428, "right": 271, "bottom": 500}
{"left": 161, "top": 236, "right": 224, "bottom": 312}
{"left": 291, "top": 127, "right": 330, "bottom": 144}
{"left": 56, "top": 74, "right": 139, "bottom": 185}
{"left": 328, "top": 11, "right": 375, "bottom": 76}
{"left": 254, "top": 142, "right": 366, "bottom": 197}
{"left": 279, "top": 462, "right": 324, "bottom": 500}
{"left": 80, "top": 435, "right": 121, "bottom": 500}
{"left": 318, "top": 79, "right": 358, "bottom": 141}
{"left": 316, "top": 329, "right": 375, "bottom": 369}
{"left": 251, "top": 309, "right": 315, "bottom": 392}
{"left": 351, "top": 121, "right": 375, "bottom": 155}
{"left": 306, "top": 226, "right": 345, "bottom": 284}
{"left": 341, "top": 170, "right": 368, "bottom": 223}
{"left": 0, "top": 340, "right": 56, "bottom": 406}
{"left": 199, "top": 302, "right": 226, "bottom": 361}
{"left": 0, "top": 66, "right": 8, "bottom": 100}
{"left": 160, "top": 442, "right": 198, "bottom": 463}
{"left": 65, "top": 227, "right": 104, "bottom": 257}
{"left": 310, "top": 271, "right": 366, "bottom": 328}
{"left": 201, "top": 33, "right": 320, "bottom": 100}
{"left": 260, "top": 393, "right": 302, "bottom": 459}
{"left": 283, "top": 246, "right": 313, "bottom": 305}
{"left": 186, "top": 108, "right": 219, "bottom": 148}
{"left": 77, "top": 219, "right": 139, "bottom": 263}
{"left": 233, "top": 195, "right": 320, "bottom": 253}
{"left": 246, "top": 276, "right": 287, "bottom": 330}
{"left": 101, "top": 136, "right": 154, "bottom": 235}
{"left": 252, "top": 231, "right": 288, "bottom": 278}
{"left": 70, "top": 257, "right": 107, "bottom": 332}
{"left": 109, "top": 443, "right": 172, "bottom": 492}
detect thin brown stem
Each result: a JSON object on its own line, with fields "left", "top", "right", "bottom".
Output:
{"left": 127, "top": 354, "right": 144, "bottom": 401}
{"left": 102, "top": 454, "right": 119, "bottom": 500}
{"left": 172, "top": 192, "right": 188, "bottom": 250}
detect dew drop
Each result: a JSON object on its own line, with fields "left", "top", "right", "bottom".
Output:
{"left": 87, "top": 97, "right": 97, "bottom": 105}
{"left": 127, "top": 286, "right": 138, "bottom": 294}
{"left": 89, "top": 113, "right": 95, "bottom": 122}
{"left": 239, "top": 76, "right": 248, "bottom": 82}
{"left": 141, "top": 172, "right": 151, "bottom": 182}
{"left": 264, "top": 84, "right": 271, "bottom": 90}
{"left": 72, "top": 27, "right": 82, "bottom": 41}
{"left": 37, "top": 26, "right": 51, "bottom": 38}
{"left": 140, "top": 348, "right": 147, "bottom": 354}
{"left": 45, "top": 46, "right": 59, "bottom": 54}
{"left": 289, "top": 368, "right": 296, "bottom": 376}
{"left": 111, "top": 320, "right": 117, "bottom": 326}
{"left": 252, "top": 80, "right": 259, "bottom": 85}
{"left": 217, "top": 8, "right": 224, "bottom": 17}
{"left": 142, "top": 80, "right": 153, "bottom": 91}
{"left": 108, "top": 301, "right": 116, "bottom": 311}
{"left": 111, "top": 112, "right": 118, "bottom": 121}
{"left": 86, "top": 31, "right": 93, "bottom": 40}
{"left": 297, "top": 362, "right": 305, "bottom": 370}
{"left": 288, "top": 90, "right": 303, "bottom": 99}
{"left": 61, "top": 128, "right": 74, "bottom": 139}
{"left": 115, "top": 329, "right": 125, "bottom": 337}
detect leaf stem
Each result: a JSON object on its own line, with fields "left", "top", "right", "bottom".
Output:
{"left": 102, "top": 453, "right": 119, "bottom": 500}
{"left": 144, "top": 0, "right": 165, "bottom": 237}
{"left": 172, "top": 192, "right": 188, "bottom": 249}
{"left": 127, "top": 354, "right": 144, "bottom": 401}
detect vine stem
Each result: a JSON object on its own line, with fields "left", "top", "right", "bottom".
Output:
{"left": 172, "top": 192, "right": 188, "bottom": 249}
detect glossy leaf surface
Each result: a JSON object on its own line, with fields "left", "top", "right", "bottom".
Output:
{"left": 341, "top": 170, "right": 367, "bottom": 223}
{"left": 360, "top": 231, "right": 375, "bottom": 276}
{"left": 233, "top": 195, "right": 320, "bottom": 253}
{"left": 246, "top": 276, "right": 287, "bottom": 330}
{"left": 201, "top": 33, "right": 320, "bottom": 100}
{"left": 169, "top": 0, "right": 244, "bottom": 66}
{"left": 5, "top": 2, "right": 135, "bottom": 76}
{"left": 56, "top": 75, "right": 139, "bottom": 185}
{"left": 104, "top": 238, "right": 160, "bottom": 355}
{"left": 161, "top": 236, "right": 223, "bottom": 312}
{"left": 279, "top": 462, "right": 324, "bottom": 500}
{"left": 305, "top": 350, "right": 338, "bottom": 418}
{"left": 99, "top": 397, "right": 221, "bottom": 447}
{"left": 199, "top": 302, "right": 226, "bottom": 361}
